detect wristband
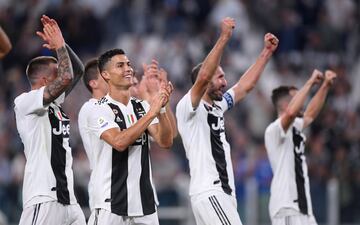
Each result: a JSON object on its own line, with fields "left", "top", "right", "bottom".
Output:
{"left": 160, "top": 107, "right": 166, "bottom": 114}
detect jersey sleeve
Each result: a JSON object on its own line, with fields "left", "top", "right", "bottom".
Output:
{"left": 218, "top": 89, "right": 235, "bottom": 112}
{"left": 14, "top": 87, "right": 47, "bottom": 115}
{"left": 293, "top": 117, "right": 304, "bottom": 131}
{"left": 176, "top": 91, "right": 197, "bottom": 123}
{"left": 264, "top": 120, "right": 282, "bottom": 153}
{"left": 87, "top": 104, "right": 119, "bottom": 138}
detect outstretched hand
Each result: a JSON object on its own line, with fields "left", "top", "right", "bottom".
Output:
{"left": 36, "top": 15, "right": 65, "bottom": 50}
{"left": 264, "top": 33, "right": 279, "bottom": 53}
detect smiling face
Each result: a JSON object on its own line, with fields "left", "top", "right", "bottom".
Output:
{"left": 206, "top": 66, "right": 227, "bottom": 101}
{"left": 101, "top": 54, "right": 134, "bottom": 90}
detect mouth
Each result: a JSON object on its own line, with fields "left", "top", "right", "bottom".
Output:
{"left": 124, "top": 74, "right": 133, "bottom": 79}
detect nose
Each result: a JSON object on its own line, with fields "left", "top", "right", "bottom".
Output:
{"left": 221, "top": 78, "right": 227, "bottom": 87}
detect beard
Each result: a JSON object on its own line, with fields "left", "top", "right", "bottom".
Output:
{"left": 208, "top": 83, "right": 224, "bottom": 101}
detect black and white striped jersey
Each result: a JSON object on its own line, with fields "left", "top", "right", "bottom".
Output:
{"left": 264, "top": 118, "right": 313, "bottom": 218}
{"left": 78, "top": 98, "right": 99, "bottom": 211}
{"left": 85, "top": 94, "right": 159, "bottom": 216}
{"left": 14, "top": 87, "right": 77, "bottom": 208}
{"left": 176, "top": 89, "right": 236, "bottom": 197}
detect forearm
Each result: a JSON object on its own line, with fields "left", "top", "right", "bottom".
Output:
{"left": 65, "top": 44, "right": 84, "bottom": 95}
{"left": 200, "top": 36, "right": 229, "bottom": 82}
{"left": 0, "top": 27, "right": 12, "bottom": 59}
{"left": 165, "top": 104, "right": 178, "bottom": 138}
{"left": 43, "top": 46, "right": 73, "bottom": 104}
{"left": 114, "top": 113, "right": 157, "bottom": 150}
{"left": 304, "top": 83, "right": 330, "bottom": 122}
{"left": 237, "top": 48, "right": 272, "bottom": 93}
{"left": 156, "top": 113, "right": 173, "bottom": 148}
{"left": 286, "top": 81, "right": 313, "bottom": 116}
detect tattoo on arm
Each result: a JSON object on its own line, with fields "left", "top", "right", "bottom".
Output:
{"left": 65, "top": 44, "right": 84, "bottom": 96}
{"left": 43, "top": 46, "right": 73, "bottom": 105}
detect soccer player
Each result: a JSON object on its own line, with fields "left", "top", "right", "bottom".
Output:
{"left": 14, "top": 15, "right": 86, "bottom": 225}
{"left": 176, "top": 17, "right": 279, "bottom": 225}
{"left": 78, "top": 59, "right": 108, "bottom": 211}
{"left": 0, "top": 25, "right": 12, "bottom": 59}
{"left": 264, "top": 69, "right": 337, "bottom": 225}
{"left": 85, "top": 49, "right": 173, "bottom": 225}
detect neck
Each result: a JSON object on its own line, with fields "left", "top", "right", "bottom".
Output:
{"left": 202, "top": 93, "right": 214, "bottom": 105}
{"left": 108, "top": 85, "right": 131, "bottom": 105}
{"left": 92, "top": 90, "right": 106, "bottom": 100}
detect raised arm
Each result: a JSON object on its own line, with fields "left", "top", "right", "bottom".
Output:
{"left": 36, "top": 15, "right": 73, "bottom": 105}
{"left": 0, "top": 26, "right": 12, "bottom": 59}
{"left": 191, "top": 17, "right": 235, "bottom": 109}
{"left": 101, "top": 89, "right": 168, "bottom": 151}
{"left": 147, "top": 81, "right": 174, "bottom": 148}
{"left": 140, "top": 60, "right": 178, "bottom": 138}
{"left": 281, "top": 69, "right": 323, "bottom": 132}
{"left": 303, "top": 70, "right": 337, "bottom": 128}
{"left": 231, "top": 33, "right": 278, "bottom": 103}
{"left": 65, "top": 44, "right": 85, "bottom": 96}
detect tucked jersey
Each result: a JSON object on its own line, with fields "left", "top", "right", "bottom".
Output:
{"left": 78, "top": 98, "right": 100, "bottom": 210}
{"left": 86, "top": 94, "right": 159, "bottom": 216}
{"left": 14, "top": 87, "right": 77, "bottom": 208}
{"left": 264, "top": 118, "right": 313, "bottom": 218}
{"left": 176, "top": 89, "right": 236, "bottom": 197}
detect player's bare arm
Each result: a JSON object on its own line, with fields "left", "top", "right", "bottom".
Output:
{"left": 0, "top": 26, "right": 12, "bottom": 59}
{"left": 142, "top": 60, "right": 178, "bottom": 138}
{"left": 159, "top": 68, "right": 178, "bottom": 137}
{"left": 281, "top": 69, "right": 323, "bottom": 132}
{"left": 36, "top": 15, "right": 73, "bottom": 105}
{"left": 148, "top": 81, "right": 174, "bottom": 148}
{"left": 65, "top": 44, "right": 85, "bottom": 96}
{"left": 191, "top": 17, "right": 235, "bottom": 109}
{"left": 303, "top": 70, "right": 337, "bottom": 128}
{"left": 101, "top": 90, "right": 167, "bottom": 151}
{"left": 231, "top": 33, "right": 279, "bottom": 103}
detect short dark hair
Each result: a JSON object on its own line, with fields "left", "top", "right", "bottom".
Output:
{"left": 271, "top": 85, "right": 298, "bottom": 107}
{"left": 190, "top": 63, "right": 203, "bottom": 84}
{"left": 83, "top": 59, "right": 100, "bottom": 93}
{"left": 98, "top": 49, "right": 125, "bottom": 72}
{"left": 26, "top": 56, "right": 58, "bottom": 85}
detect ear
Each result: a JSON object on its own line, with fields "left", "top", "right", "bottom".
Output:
{"left": 89, "top": 80, "right": 97, "bottom": 89}
{"left": 101, "top": 71, "right": 110, "bottom": 82}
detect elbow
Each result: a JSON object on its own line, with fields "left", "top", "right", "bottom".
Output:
{"left": 113, "top": 142, "right": 128, "bottom": 152}
{"left": 113, "top": 144, "right": 127, "bottom": 152}
{"left": 284, "top": 107, "right": 297, "bottom": 120}
{"left": 158, "top": 139, "right": 173, "bottom": 150}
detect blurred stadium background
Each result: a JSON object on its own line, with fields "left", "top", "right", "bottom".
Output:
{"left": 0, "top": 0, "right": 359, "bottom": 224}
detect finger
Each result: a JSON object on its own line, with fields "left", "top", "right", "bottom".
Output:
{"left": 42, "top": 44, "right": 51, "bottom": 49}
{"left": 142, "top": 63, "right": 148, "bottom": 73}
{"left": 36, "top": 31, "right": 47, "bottom": 40}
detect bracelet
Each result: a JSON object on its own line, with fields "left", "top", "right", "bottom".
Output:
{"left": 160, "top": 107, "right": 166, "bottom": 114}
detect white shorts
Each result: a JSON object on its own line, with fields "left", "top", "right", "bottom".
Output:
{"left": 87, "top": 209, "right": 159, "bottom": 225}
{"left": 19, "top": 201, "right": 86, "bottom": 225}
{"left": 272, "top": 214, "right": 318, "bottom": 225}
{"left": 191, "top": 191, "right": 243, "bottom": 225}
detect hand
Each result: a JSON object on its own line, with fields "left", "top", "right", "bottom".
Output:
{"left": 158, "top": 81, "right": 174, "bottom": 107}
{"left": 324, "top": 70, "right": 337, "bottom": 86}
{"left": 142, "top": 59, "right": 161, "bottom": 97}
{"left": 220, "top": 17, "right": 235, "bottom": 40}
{"left": 309, "top": 69, "right": 324, "bottom": 85}
{"left": 264, "top": 33, "right": 279, "bottom": 53}
{"left": 159, "top": 68, "right": 168, "bottom": 83}
{"left": 36, "top": 15, "right": 65, "bottom": 50}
